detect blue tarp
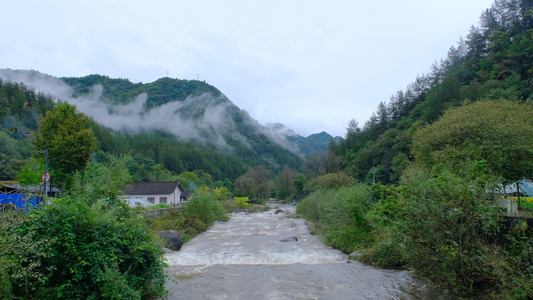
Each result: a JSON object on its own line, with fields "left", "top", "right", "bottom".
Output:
{"left": 0, "top": 194, "right": 41, "bottom": 210}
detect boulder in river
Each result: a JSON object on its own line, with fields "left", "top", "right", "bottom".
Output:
{"left": 280, "top": 236, "right": 298, "bottom": 242}
{"left": 157, "top": 230, "right": 183, "bottom": 251}
{"left": 274, "top": 209, "right": 284, "bottom": 214}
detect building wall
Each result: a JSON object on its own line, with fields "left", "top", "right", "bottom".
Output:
{"left": 125, "top": 187, "right": 182, "bottom": 205}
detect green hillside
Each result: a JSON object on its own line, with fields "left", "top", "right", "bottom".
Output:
{"left": 332, "top": 0, "right": 533, "bottom": 184}
{"left": 63, "top": 75, "right": 222, "bottom": 108}
{"left": 0, "top": 74, "right": 303, "bottom": 185}
{"left": 287, "top": 131, "right": 340, "bottom": 155}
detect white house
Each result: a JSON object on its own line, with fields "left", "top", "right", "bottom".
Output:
{"left": 122, "top": 181, "right": 186, "bottom": 206}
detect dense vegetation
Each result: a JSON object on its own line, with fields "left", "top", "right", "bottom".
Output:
{"left": 297, "top": 1, "right": 533, "bottom": 298}
{"left": 62, "top": 74, "right": 303, "bottom": 173}
{"left": 63, "top": 75, "right": 222, "bottom": 109}
{"left": 0, "top": 188, "right": 167, "bottom": 299}
{"left": 3, "top": 0, "right": 533, "bottom": 298}
{"left": 0, "top": 69, "right": 304, "bottom": 298}
{"left": 331, "top": 0, "right": 533, "bottom": 185}
{"left": 287, "top": 131, "right": 340, "bottom": 155}
{"left": 0, "top": 78, "right": 302, "bottom": 187}
{"left": 0, "top": 80, "right": 55, "bottom": 180}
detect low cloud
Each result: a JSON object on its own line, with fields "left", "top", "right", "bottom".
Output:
{"left": 0, "top": 69, "right": 272, "bottom": 152}
{"left": 0, "top": 69, "right": 303, "bottom": 155}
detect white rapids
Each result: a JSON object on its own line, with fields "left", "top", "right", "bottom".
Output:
{"left": 164, "top": 205, "right": 346, "bottom": 266}
{"left": 163, "top": 205, "right": 447, "bottom": 300}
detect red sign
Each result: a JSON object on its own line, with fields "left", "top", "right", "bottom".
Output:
{"left": 42, "top": 172, "right": 50, "bottom": 182}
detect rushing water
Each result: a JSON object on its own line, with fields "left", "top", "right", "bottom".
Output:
{"left": 164, "top": 204, "right": 446, "bottom": 299}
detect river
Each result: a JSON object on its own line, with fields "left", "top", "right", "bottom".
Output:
{"left": 164, "top": 204, "right": 447, "bottom": 299}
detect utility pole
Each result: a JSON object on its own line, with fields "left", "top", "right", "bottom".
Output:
{"left": 38, "top": 150, "right": 49, "bottom": 199}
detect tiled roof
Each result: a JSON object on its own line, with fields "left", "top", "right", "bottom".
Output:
{"left": 181, "top": 190, "right": 193, "bottom": 197}
{"left": 122, "top": 181, "right": 183, "bottom": 195}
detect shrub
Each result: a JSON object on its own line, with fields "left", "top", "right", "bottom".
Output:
{"left": 297, "top": 184, "right": 373, "bottom": 253}
{"left": 234, "top": 196, "right": 251, "bottom": 209}
{"left": 399, "top": 165, "right": 533, "bottom": 298}
{"left": 303, "top": 173, "right": 354, "bottom": 193}
{"left": 0, "top": 196, "right": 167, "bottom": 299}
{"left": 183, "top": 189, "right": 227, "bottom": 230}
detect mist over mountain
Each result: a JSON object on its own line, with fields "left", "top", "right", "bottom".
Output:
{"left": 266, "top": 122, "right": 340, "bottom": 155}
{"left": 0, "top": 69, "right": 337, "bottom": 172}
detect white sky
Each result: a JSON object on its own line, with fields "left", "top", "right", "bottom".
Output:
{"left": 1, "top": 0, "right": 494, "bottom": 137}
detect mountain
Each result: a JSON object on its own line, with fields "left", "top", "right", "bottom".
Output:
{"left": 0, "top": 69, "right": 302, "bottom": 175}
{"left": 333, "top": 0, "right": 533, "bottom": 185}
{"left": 265, "top": 123, "right": 340, "bottom": 155}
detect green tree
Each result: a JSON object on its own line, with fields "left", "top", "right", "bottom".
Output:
{"left": 33, "top": 102, "right": 97, "bottom": 189}
{"left": 411, "top": 100, "right": 533, "bottom": 185}
{"left": 275, "top": 166, "right": 298, "bottom": 200}
{"left": 292, "top": 173, "right": 306, "bottom": 194}
{"left": 233, "top": 165, "right": 271, "bottom": 200}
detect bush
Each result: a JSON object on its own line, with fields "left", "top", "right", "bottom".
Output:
{"left": 399, "top": 165, "right": 533, "bottom": 298}
{"left": 303, "top": 173, "right": 354, "bottom": 193}
{"left": 234, "top": 196, "right": 251, "bottom": 209}
{"left": 183, "top": 189, "right": 227, "bottom": 227}
{"left": 0, "top": 196, "right": 167, "bottom": 299}
{"left": 359, "top": 185, "right": 406, "bottom": 267}
{"left": 297, "top": 184, "right": 373, "bottom": 253}
{"left": 145, "top": 189, "right": 229, "bottom": 242}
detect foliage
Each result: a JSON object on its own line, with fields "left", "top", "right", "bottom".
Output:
{"left": 146, "top": 189, "right": 228, "bottom": 241}
{"left": 274, "top": 166, "right": 298, "bottom": 200}
{"left": 303, "top": 151, "right": 340, "bottom": 177}
{"left": 234, "top": 196, "right": 251, "bottom": 209}
{"left": 303, "top": 172, "right": 354, "bottom": 193}
{"left": 71, "top": 153, "right": 133, "bottom": 201}
{"left": 33, "top": 101, "right": 97, "bottom": 189}
{"left": 292, "top": 173, "right": 306, "bottom": 194}
{"left": 182, "top": 189, "right": 227, "bottom": 231}
{"left": 399, "top": 164, "right": 532, "bottom": 298}
{"left": 234, "top": 165, "right": 272, "bottom": 199}
{"left": 286, "top": 131, "right": 339, "bottom": 155}
{"left": 16, "top": 156, "right": 43, "bottom": 186}
{"left": 411, "top": 100, "right": 533, "bottom": 184}
{"left": 0, "top": 197, "right": 167, "bottom": 299}
{"left": 63, "top": 75, "right": 222, "bottom": 108}
{"left": 297, "top": 184, "right": 373, "bottom": 253}
{"left": 334, "top": 0, "right": 533, "bottom": 185}
{"left": 0, "top": 79, "right": 54, "bottom": 180}
{"left": 214, "top": 186, "right": 231, "bottom": 201}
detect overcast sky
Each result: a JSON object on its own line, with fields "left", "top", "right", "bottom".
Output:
{"left": 2, "top": 0, "right": 494, "bottom": 137}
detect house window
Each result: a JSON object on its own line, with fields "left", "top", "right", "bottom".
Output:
{"left": 147, "top": 197, "right": 155, "bottom": 204}
{"left": 160, "top": 197, "right": 167, "bottom": 204}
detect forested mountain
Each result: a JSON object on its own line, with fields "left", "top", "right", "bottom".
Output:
{"left": 0, "top": 80, "right": 55, "bottom": 179}
{"left": 331, "top": 0, "right": 533, "bottom": 184}
{"left": 0, "top": 70, "right": 303, "bottom": 183}
{"left": 266, "top": 122, "right": 340, "bottom": 155}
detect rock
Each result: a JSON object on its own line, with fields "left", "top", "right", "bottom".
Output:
{"left": 157, "top": 230, "right": 183, "bottom": 251}
{"left": 280, "top": 236, "right": 298, "bottom": 242}
{"left": 274, "top": 209, "right": 284, "bottom": 214}
{"left": 162, "top": 247, "right": 172, "bottom": 254}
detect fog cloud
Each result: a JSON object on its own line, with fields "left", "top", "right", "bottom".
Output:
{"left": 0, "top": 69, "right": 299, "bottom": 155}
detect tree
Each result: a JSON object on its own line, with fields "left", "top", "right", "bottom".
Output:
{"left": 233, "top": 165, "right": 272, "bottom": 199}
{"left": 33, "top": 102, "right": 97, "bottom": 189}
{"left": 275, "top": 166, "right": 298, "bottom": 200}
{"left": 345, "top": 119, "right": 360, "bottom": 138}
{"left": 292, "top": 173, "right": 306, "bottom": 194}
{"left": 412, "top": 100, "right": 533, "bottom": 185}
